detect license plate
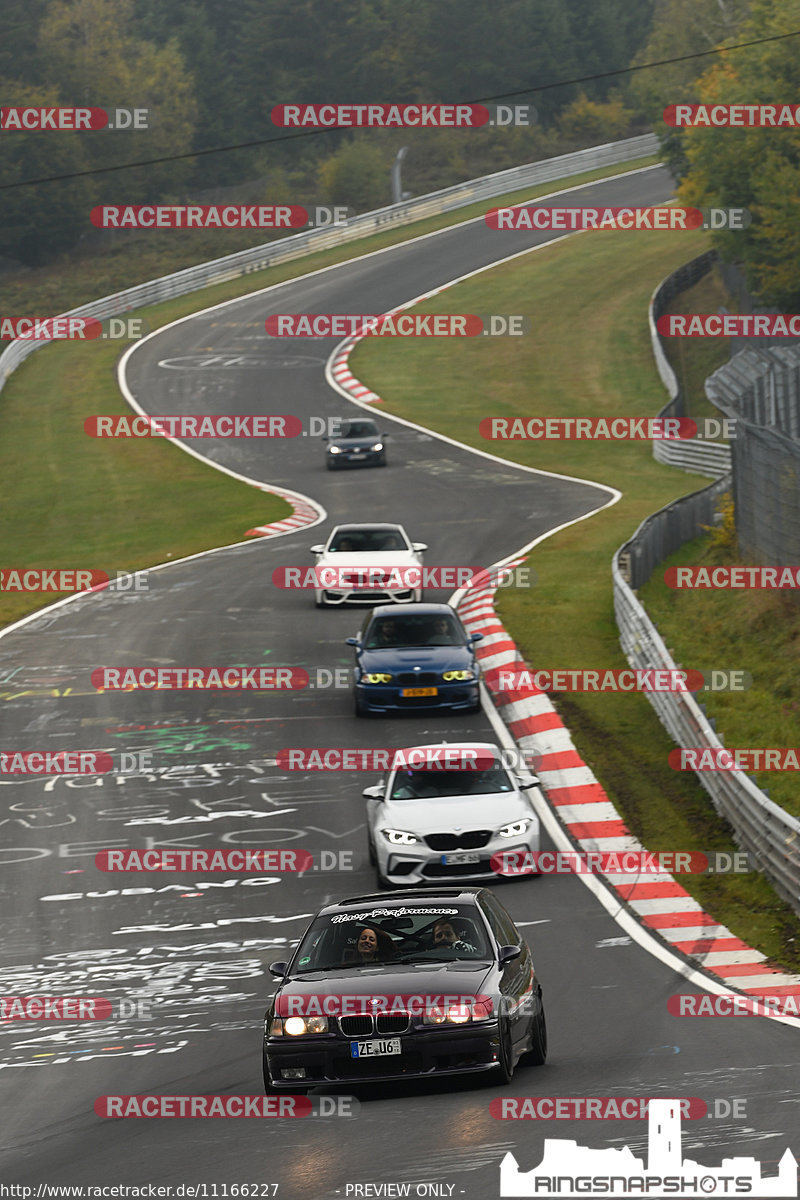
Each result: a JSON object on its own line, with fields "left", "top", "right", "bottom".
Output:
{"left": 350, "top": 1038, "right": 401, "bottom": 1058}
{"left": 442, "top": 852, "right": 480, "bottom": 864}
{"left": 401, "top": 687, "right": 438, "bottom": 697}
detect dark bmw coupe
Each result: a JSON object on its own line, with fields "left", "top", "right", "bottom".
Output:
{"left": 262, "top": 888, "right": 547, "bottom": 1091}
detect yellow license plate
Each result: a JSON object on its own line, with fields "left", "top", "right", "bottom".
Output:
{"left": 401, "top": 687, "right": 438, "bottom": 697}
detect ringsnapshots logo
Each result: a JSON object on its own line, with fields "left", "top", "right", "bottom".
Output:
{"left": 499, "top": 1098, "right": 797, "bottom": 1197}
{"left": 0, "top": 106, "right": 148, "bottom": 130}
{"left": 265, "top": 314, "right": 529, "bottom": 337}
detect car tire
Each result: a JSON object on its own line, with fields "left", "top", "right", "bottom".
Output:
{"left": 367, "top": 833, "right": 376, "bottom": 866}
{"left": 314, "top": 595, "right": 327, "bottom": 609}
{"left": 495, "top": 1018, "right": 515, "bottom": 1083}
{"left": 521, "top": 999, "right": 548, "bottom": 1066}
{"left": 354, "top": 693, "right": 369, "bottom": 717}
{"left": 326, "top": 459, "right": 336, "bottom": 471}
{"left": 263, "top": 1048, "right": 277, "bottom": 1093}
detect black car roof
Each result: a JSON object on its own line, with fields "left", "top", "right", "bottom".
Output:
{"left": 364, "top": 602, "right": 458, "bottom": 618}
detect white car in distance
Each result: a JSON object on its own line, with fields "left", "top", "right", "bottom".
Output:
{"left": 309, "top": 522, "right": 428, "bottom": 608}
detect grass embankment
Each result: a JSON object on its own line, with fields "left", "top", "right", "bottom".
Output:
{"left": 351, "top": 227, "right": 800, "bottom": 969}
{"left": 0, "top": 155, "right": 657, "bottom": 629}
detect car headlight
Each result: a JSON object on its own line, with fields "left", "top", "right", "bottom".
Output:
{"left": 382, "top": 828, "right": 418, "bottom": 845}
{"left": 369, "top": 442, "right": 383, "bottom": 452}
{"left": 497, "top": 818, "right": 531, "bottom": 838}
{"left": 329, "top": 445, "right": 342, "bottom": 454}
{"left": 274, "top": 1016, "right": 328, "bottom": 1036}
{"left": 364, "top": 673, "right": 392, "bottom": 684}
{"left": 442, "top": 669, "right": 475, "bottom": 682}
{"left": 421, "top": 999, "right": 492, "bottom": 1025}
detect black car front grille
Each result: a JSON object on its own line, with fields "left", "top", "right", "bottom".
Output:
{"left": 338, "top": 1012, "right": 411, "bottom": 1036}
{"left": 397, "top": 673, "right": 438, "bottom": 687}
{"left": 338, "top": 1015, "right": 373, "bottom": 1037}
{"left": 425, "top": 830, "right": 492, "bottom": 850}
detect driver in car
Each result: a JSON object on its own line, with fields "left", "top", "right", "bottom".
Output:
{"left": 432, "top": 918, "right": 477, "bottom": 954}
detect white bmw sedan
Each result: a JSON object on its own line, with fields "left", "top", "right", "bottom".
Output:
{"left": 309, "top": 523, "right": 428, "bottom": 608}
{"left": 363, "top": 742, "right": 541, "bottom": 888}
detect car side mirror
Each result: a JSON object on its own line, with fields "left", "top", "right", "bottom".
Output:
{"left": 498, "top": 944, "right": 522, "bottom": 965}
{"left": 345, "top": 637, "right": 360, "bottom": 647}
{"left": 310, "top": 544, "right": 324, "bottom": 554}
{"left": 516, "top": 775, "right": 540, "bottom": 789}
{"left": 269, "top": 961, "right": 289, "bottom": 978}
{"left": 362, "top": 783, "right": 385, "bottom": 799}
{"left": 470, "top": 632, "right": 484, "bottom": 643}
{"left": 411, "top": 543, "right": 428, "bottom": 553}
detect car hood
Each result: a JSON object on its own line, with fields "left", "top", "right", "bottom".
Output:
{"left": 320, "top": 551, "right": 418, "bottom": 567}
{"left": 272, "top": 961, "right": 494, "bottom": 1017}
{"left": 381, "top": 792, "right": 529, "bottom": 833}
{"left": 329, "top": 436, "right": 381, "bottom": 449}
{"left": 358, "top": 645, "right": 475, "bottom": 671}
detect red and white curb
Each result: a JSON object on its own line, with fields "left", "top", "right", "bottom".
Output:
{"left": 245, "top": 488, "right": 322, "bottom": 538}
{"left": 329, "top": 336, "right": 383, "bottom": 405}
{"left": 454, "top": 567, "right": 800, "bottom": 1002}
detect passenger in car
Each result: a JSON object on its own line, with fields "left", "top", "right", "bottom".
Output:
{"left": 432, "top": 918, "right": 478, "bottom": 954}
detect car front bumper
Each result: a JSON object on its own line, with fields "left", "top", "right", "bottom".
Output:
{"left": 355, "top": 680, "right": 479, "bottom": 712}
{"left": 265, "top": 1022, "right": 501, "bottom": 1087}
{"left": 375, "top": 838, "right": 539, "bottom": 885}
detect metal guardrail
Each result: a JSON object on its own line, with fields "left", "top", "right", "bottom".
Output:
{"left": 649, "top": 250, "right": 731, "bottom": 478}
{"left": 0, "top": 133, "right": 658, "bottom": 397}
{"left": 614, "top": 262, "right": 800, "bottom": 916}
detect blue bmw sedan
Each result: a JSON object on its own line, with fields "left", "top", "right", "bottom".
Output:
{"left": 346, "top": 603, "right": 483, "bottom": 716}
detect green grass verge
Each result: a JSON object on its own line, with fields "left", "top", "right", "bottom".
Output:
{"left": 0, "top": 154, "right": 658, "bottom": 630}
{"left": 350, "top": 226, "right": 800, "bottom": 970}
{"left": 662, "top": 262, "right": 736, "bottom": 428}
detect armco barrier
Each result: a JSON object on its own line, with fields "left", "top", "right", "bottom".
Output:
{"left": 614, "top": 264, "right": 800, "bottom": 916}
{"left": 0, "top": 134, "right": 657, "bottom": 397}
{"left": 649, "top": 249, "right": 731, "bottom": 478}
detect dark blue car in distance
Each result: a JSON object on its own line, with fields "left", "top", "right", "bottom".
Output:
{"left": 347, "top": 603, "right": 483, "bottom": 716}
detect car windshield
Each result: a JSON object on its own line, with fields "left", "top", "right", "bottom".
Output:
{"left": 364, "top": 614, "right": 462, "bottom": 649}
{"left": 337, "top": 421, "right": 378, "bottom": 440}
{"left": 389, "top": 765, "right": 514, "bottom": 800}
{"left": 329, "top": 529, "right": 408, "bottom": 553}
{"left": 290, "top": 906, "right": 491, "bottom": 971}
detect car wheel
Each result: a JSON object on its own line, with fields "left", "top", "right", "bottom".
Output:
{"left": 522, "top": 1002, "right": 548, "bottom": 1066}
{"left": 367, "top": 832, "right": 376, "bottom": 866}
{"left": 496, "top": 1018, "right": 515, "bottom": 1083}
{"left": 314, "top": 595, "right": 327, "bottom": 609}
{"left": 326, "top": 459, "right": 336, "bottom": 471}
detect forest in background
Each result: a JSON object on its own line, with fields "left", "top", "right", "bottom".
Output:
{"left": 1, "top": 0, "right": 799, "bottom": 305}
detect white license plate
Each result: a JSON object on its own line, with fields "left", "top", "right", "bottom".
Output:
{"left": 351, "top": 1038, "right": 401, "bottom": 1058}
{"left": 442, "top": 852, "right": 480, "bottom": 865}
